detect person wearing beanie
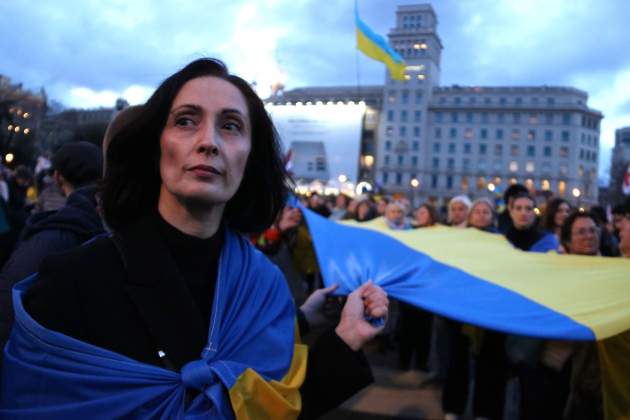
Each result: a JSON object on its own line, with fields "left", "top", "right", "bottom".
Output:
{"left": 0, "top": 141, "right": 105, "bottom": 358}
{"left": 447, "top": 195, "right": 472, "bottom": 228}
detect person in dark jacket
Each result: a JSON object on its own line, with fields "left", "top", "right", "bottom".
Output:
{"left": 497, "top": 183, "right": 529, "bottom": 233}
{"left": 0, "top": 142, "right": 104, "bottom": 357}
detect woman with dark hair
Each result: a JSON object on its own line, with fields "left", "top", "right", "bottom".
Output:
{"left": 541, "top": 197, "right": 571, "bottom": 242}
{"left": 1, "top": 59, "right": 387, "bottom": 419}
{"left": 413, "top": 203, "right": 439, "bottom": 228}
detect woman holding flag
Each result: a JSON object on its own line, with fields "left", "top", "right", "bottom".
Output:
{"left": 0, "top": 58, "right": 388, "bottom": 419}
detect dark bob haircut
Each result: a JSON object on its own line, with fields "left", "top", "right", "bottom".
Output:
{"left": 541, "top": 197, "right": 571, "bottom": 231}
{"left": 101, "top": 58, "right": 289, "bottom": 233}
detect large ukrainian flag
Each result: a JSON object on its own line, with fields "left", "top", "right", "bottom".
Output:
{"left": 301, "top": 208, "right": 630, "bottom": 419}
{"left": 355, "top": 2, "right": 406, "bottom": 80}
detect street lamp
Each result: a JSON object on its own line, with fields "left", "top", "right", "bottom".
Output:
{"left": 410, "top": 178, "right": 420, "bottom": 206}
{"left": 572, "top": 187, "right": 581, "bottom": 207}
{"left": 338, "top": 174, "right": 348, "bottom": 183}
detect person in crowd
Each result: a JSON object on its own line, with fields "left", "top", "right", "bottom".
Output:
{"left": 384, "top": 201, "right": 412, "bottom": 230}
{"left": 611, "top": 202, "right": 626, "bottom": 243}
{"left": 376, "top": 196, "right": 389, "bottom": 216}
{"left": 34, "top": 168, "right": 67, "bottom": 212}
{"left": 589, "top": 205, "right": 620, "bottom": 257}
{"left": 505, "top": 192, "right": 558, "bottom": 252}
{"left": 561, "top": 211, "right": 601, "bottom": 257}
{"left": 446, "top": 195, "right": 471, "bottom": 228}
{"left": 329, "top": 193, "right": 350, "bottom": 221}
{"left": 1, "top": 166, "right": 34, "bottom": 265}
{"left": 307, "top": 192, "right": 331, "bottom": 218}
{"left": 413, "top": 203, "right": 439, "bottom": 228}
{"left": 498, "top": 183, "right": 529, "bottom": 233}
{"left": 541, "top": 197, "right": 572, "bottom": 242}
{"left": 355, "top": 196, "right": 378, "bottom": 222}
{"left": 618, "top": 199, "right": 630, "bottom": 258}
{"left": 467, "top": 198, "right": 497, "bottom": 232}
{"left": 0, "top": 141, "right": 104, "bottom": 358}
{"left": 0, "top": 58, "right": 388, "bottom": 419}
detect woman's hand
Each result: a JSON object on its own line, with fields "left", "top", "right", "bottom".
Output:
{"left": 335, "top": 281, "right": 388, "bottom": 351}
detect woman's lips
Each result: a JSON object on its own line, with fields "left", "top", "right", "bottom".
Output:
{"left": 188, "top": 165, "right": 222, "bottom": 177}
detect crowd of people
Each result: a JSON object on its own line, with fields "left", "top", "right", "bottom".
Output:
{"left": 253, "top": 184, "right": 630, "bottom": 420}
{"left": 0, "top": 56, "right": 627, "bottom": 419}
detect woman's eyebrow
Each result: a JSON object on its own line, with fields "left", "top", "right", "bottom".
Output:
{"left": 170, "top": 104, "right": 202, "bottom": 114}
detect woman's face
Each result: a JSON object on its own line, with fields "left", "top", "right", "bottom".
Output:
{"left": 385, "top": 205, "right": 404, "bottom": 225}
{"left": 510, "top": 197, "right": 536, "bottom": 230}
{"left": 357, "top": 201, "right": 370, "bottom": 219}
{"left": 449, "top": 202, "right": 468, "bottom": 226}
{"left": 159, "top": 76, "right": 251, "bottom": 208}
{"left": 554, "top": 202, "right": 571, "bottom": 228}
{"left": 569, "top": 217, "right": 600, "bottom": 256}
{"left": 469, "top": 202, "right": 493, "bottom": 229}
{"left": 416, "top": 206, "right": 432, "bottom": 227}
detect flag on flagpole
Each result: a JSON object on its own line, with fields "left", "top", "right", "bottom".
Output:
{"left": 355, "top": 2, "right": 406, "bottom": 80}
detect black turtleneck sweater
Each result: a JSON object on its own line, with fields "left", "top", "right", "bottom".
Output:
{"left": 153, "top": 212, "right": 224, "bottom": 335}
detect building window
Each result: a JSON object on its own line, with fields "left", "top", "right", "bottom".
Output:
{"left": 513, "top": 113, "right": 521, "bottom": 124}
{"left": 509, "top": 161, "right": 518, "bottom": 172}
{"left": 401, "top": 90, "right": 409, "bottom": 104}
{"left": 558, "top": 180, "right": 566, "bottom": 196}
{"left": 414, "top": 126, "right": 421, "bottom": 137}
{"left": 412, "top": 141, "right": 419, "bottom": 151}
{"left": 382, "top": 172, "right": 389, "bottom": 184}
{"left": 431, "top": 175, "right": 438, "bottom": 188}
{"left": 387, "top": 90, "right": 396, "bottom": 104}
{"left": 495, "top": 144, "right": 503, "bottom": 156}
{"left": 446, "top": 175, "right": 453, "bottom": 189}
{"left": 544, "top": 130, "right": 553, "bottom": 141}
{"left": 544, "top": 146, "right": 552, "bottom": 157}
{"left": 385, "top": 155, "right": 390, "bottom": 165}
{"left": 415, "top": 90, "right": 423, "bottom": 104}
{"left": 414, "top": 111, "right": 421, "bottom": 122}
{"left": 560, "top": 146, "right": 569, "bottom": 158}
{"left": 479, "top": 144, "right": 487, "bottom": 155}
{"left": 398, "top": 155, "right": 404, "bottom": 165}
{"left": 454, "top": 97, "right": 461, "bottom": 104}
{"left": 547, "top": 97, "right": 555, "bottom": 105}
{"left": 496, "top": 129, "right": 504, "bottom": 140}
{"left": 527, "top": 130, "right": 536, "bottom": 141}
{"left": 451, "top": 112, "right": 458, "bottom": 123}
{"left": 401, "top": 110, "right": 408, "bottom": 122}
{"left": 400, "top": 126, "right": 407, "bottom": 137}
{"left": 546, "top": 113, "right": 554, "bottom": 124}
{"left": 396, "top": 173, "right": 402, "bottom": 185}
{"left": 481, "top": 128, "right": 488, "bottom": 139}
{"left": 386, "top": 126, "right": 394, "bottom": 137}
{"left": 412, "top": 156, "right": 418, "bottom": 166}
{"left": 435, "top": 112, "right": 443, "bottom": 123}
{"left": 464, "top": 128, "right": 473, "bottom": 139}
{"left": 562, "top": 113, "right": 571, "bottom": 125}
{"left": 527, "top": 145, "right": 535, "bottom": 157}
{"left": 450, "top": 128, "right": 457, "bottom": 139}
{"left": 448, "top": 143, "right": 456, "bottom": 154}
{"left": 592, "top": 151, "right": 597, "bottom": 162}
{"left": 484, "top": 97, "right": 492, "bottom": 104}
{"left": 464, "top": 143, "right": 472, "bottom": 154}
{"left": 469, "top": 97, "right": 476, "bottom": 104}
{"left": 511, "top": 129, "right": 520, "bottom": 140}
{"left": 435, "top": 127, "right": 442, "bottom": 138}
{"left": 447, "top": 158, "right": 455, "bottom": 170}
{"left": 385, "top": 141, "right": 391, "bottom": 151}
{"left": 481, "top": 112, "right": 489, "bottom": 123}
{"left": 461, "top": 176, "right": 469, "bottom": 191}
{"left": 463, "top": 159, "right": 471, "bottom": 170}
{"left": 515, "top": 97, "right": 523, "bottom": 105}
{"left": 432, "top": 158, "right": 439, "bottom": 169}
{"left": 580, "top": 149, "right": 585, "bottom": 160}
{"left": 433, "top": 143, "right": 441, "bottom": 153}
{"left": 561, "top": 131, "right": 570, "bottom": 142}
{"left": 511, "top": 145, "right": 519, "bottom": 156}
{"left": 466, "top": 112, "right": 473, "bottom": 123}
{"left": 500, "top": 98, "right": 507, "bottom": 105}
{"left": 387, "top": 110, "right": 394, "bottom": 122}
{"left": 497, "top": 112, "right": 505, "bottom": 123}
{"left": 528, "top": 113, "right": 538, "bottom": 124}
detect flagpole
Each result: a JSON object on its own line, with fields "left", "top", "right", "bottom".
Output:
{"left": 355, "top": 0, "right": 362, "bottom": 98}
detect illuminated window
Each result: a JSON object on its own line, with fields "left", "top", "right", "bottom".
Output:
{"left": 477, "top": 177, "right": 486, "bottom": 191}
{"left": 526, "top": 162, "right": 535, "bottom": 172}
{"left": 388, "top": 91, "right": 396, "bottom": 104}
{"left": 559, "top": 165, "right": 568, "bottom": 175}
{"left": 525, "top": 178, "right": 534, "bottom": 189}
{"left": 511, "top": 145, "right": 519, "bottom": 156}
{"left": 578, "top": 166, "right": 584, "bottom": 177}
{"left": 511, "top": 129, "right": 520, "bottom": 140}
{"left": 542, "top": 179, "right": 550, "bottom": 190}
{"left": 461, "top": 176, "right": 469, "bottom": 191}
{"left": 510, "top": 177, "right": 518, "bottom": 185}
{"left": 560, "top": 146, "right": 569, "bottom": 158}
{"left": 528, "top": 113, "right": 538, "bottom": 124}
{"left": 509, "top": 161, "right": 518, "bottom": 172}
{"left": 527, "top": 130, "right": 536, "bottom": 141}
{"left": 558, "top": 180, "right": 566, "bottom": 196}
{"left": 464, "top": 128, "right": 473, "bottom": 139}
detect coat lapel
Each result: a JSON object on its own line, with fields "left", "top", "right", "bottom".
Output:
{"left": 114, "top": 217, "right": 207, "bottom": 370}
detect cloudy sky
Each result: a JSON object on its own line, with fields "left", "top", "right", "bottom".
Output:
{"left": 2, "top": 0, "right": 629, "bottom": 181}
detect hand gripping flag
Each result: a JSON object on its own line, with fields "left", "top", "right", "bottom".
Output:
{"left": 355, "top": 2, "right": 406, "bottom": 80}
{"left": 0, "top": 229, "right": 306, "bottom": 419}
